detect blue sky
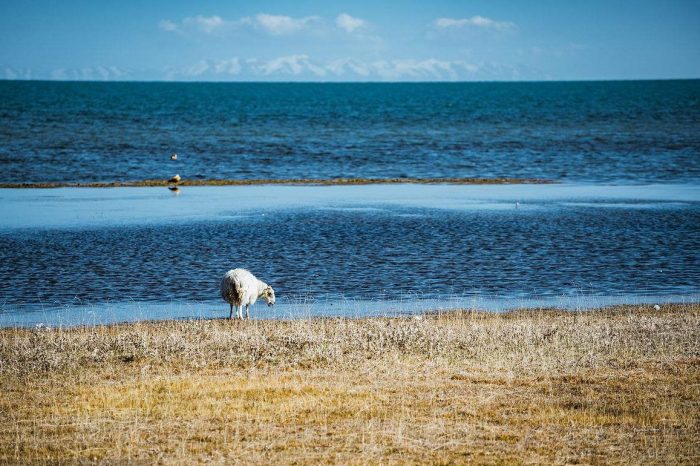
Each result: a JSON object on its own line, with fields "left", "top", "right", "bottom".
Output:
{"left": 1, "top": 0, "right": 699, "bottom": 81}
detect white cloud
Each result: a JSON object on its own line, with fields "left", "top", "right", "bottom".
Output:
{"left": 253, "top": 14, "right": 319, "bottom": 35}
{"left": 336, "top": 13, "right": 366, "bottom": 33}
{"left": 433, "top": 16, "right": 516, "bottom": 32}
{"left": 159, "top": 15, "right": 236, "bottom": 35}
{"left": 158, "top": 19, "right": 178, "bottom": 32}
{"left": 160, "top": 13, "right": 319, "bottom": 36}
{"left": 183, "top": 15, "right": 228, "bottom": 34}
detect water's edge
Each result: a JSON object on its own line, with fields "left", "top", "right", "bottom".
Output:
{"left": 3, "top": 294, "right": 698, "bottom": 328}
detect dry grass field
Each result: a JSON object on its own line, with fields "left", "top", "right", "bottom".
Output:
{"left": 1, "top": 304, "right": 698, "bottom": 464}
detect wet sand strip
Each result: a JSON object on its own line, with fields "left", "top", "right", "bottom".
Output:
{"left": 0, "top": 177, "right": 555, "bottom": 188}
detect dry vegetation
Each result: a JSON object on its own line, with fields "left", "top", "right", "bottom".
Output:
{"left": 0, "top": 177, "right": 553, "bottom": 189}
{"left": 1, "top": 304, "right": 698, "bottom": 464}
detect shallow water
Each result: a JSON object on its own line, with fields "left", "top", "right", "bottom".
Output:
{"left": 3, "top": 294, "right": 698, "bottom": 328}
{"left": 2, "top": 183, "right": 698, "bottom": 230}
{"left": 2, "top": 80, "right": 699, "bottom": 184}
{"left": 1, "top": 184, "right": 698, "bottom": 327}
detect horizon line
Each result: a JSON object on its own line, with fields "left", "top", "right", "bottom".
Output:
{"left": 1, "top": 77, "right": 699, "bottom": 85}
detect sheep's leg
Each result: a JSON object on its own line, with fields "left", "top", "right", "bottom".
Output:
{"left": 237, "top": 305, "right": 243, "bottom": 320}
{"left": 245, "top": 304, "right": 250, "bottom": 320}
{"left": 229, "top": 304, "right": 233, "bottom": 320}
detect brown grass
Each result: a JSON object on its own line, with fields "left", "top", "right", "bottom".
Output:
{"left": 1, "top": 303, "right": 698, "bottom": 464}
{"left": 0, "top": 177, "right": 553, "bottom": 189}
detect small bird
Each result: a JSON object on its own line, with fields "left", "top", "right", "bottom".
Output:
{"left": 515, "top": 202, "right": 520, "bottom": 209}
{"left": 170, "top": 153, "right": 178, "bottom": 161}
{"left": 168, "top": 174, "right": 181, "bottom": 184}
{"left": 653, "top": 304, "right": 661, "bottom": 311}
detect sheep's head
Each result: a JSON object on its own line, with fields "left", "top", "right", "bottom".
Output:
{"left": 263, "top": 285, "right": 276, "bottom": 306}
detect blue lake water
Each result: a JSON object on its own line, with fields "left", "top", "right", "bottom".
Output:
{"left": 1, "top": 81, "right": 699, "bottom": 326}
{"left": 0, "top": 184, "right": 698, "bottom": 326}
{"left": 1, "top": 80, "right": 699, "bottom": 184}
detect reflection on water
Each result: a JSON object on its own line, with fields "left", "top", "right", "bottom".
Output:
{"left": 1, "top": 183, "right": 698, "bottom": 230}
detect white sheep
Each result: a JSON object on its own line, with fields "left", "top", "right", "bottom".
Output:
{"left": 220, "top": 268, "right": 276, "bottom": 320}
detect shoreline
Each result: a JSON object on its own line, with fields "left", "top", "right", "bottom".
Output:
{"left": 2, "top": 303, "right": 698, "bottom": 463}
{"left": 4, "top": 296, "right": 699, "bottom": 329}
{"left": 2, "top": 302, "right": 693, "bottom": 330}
{"left": 0, "top": 177, "right": 554, "bottom": 189}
